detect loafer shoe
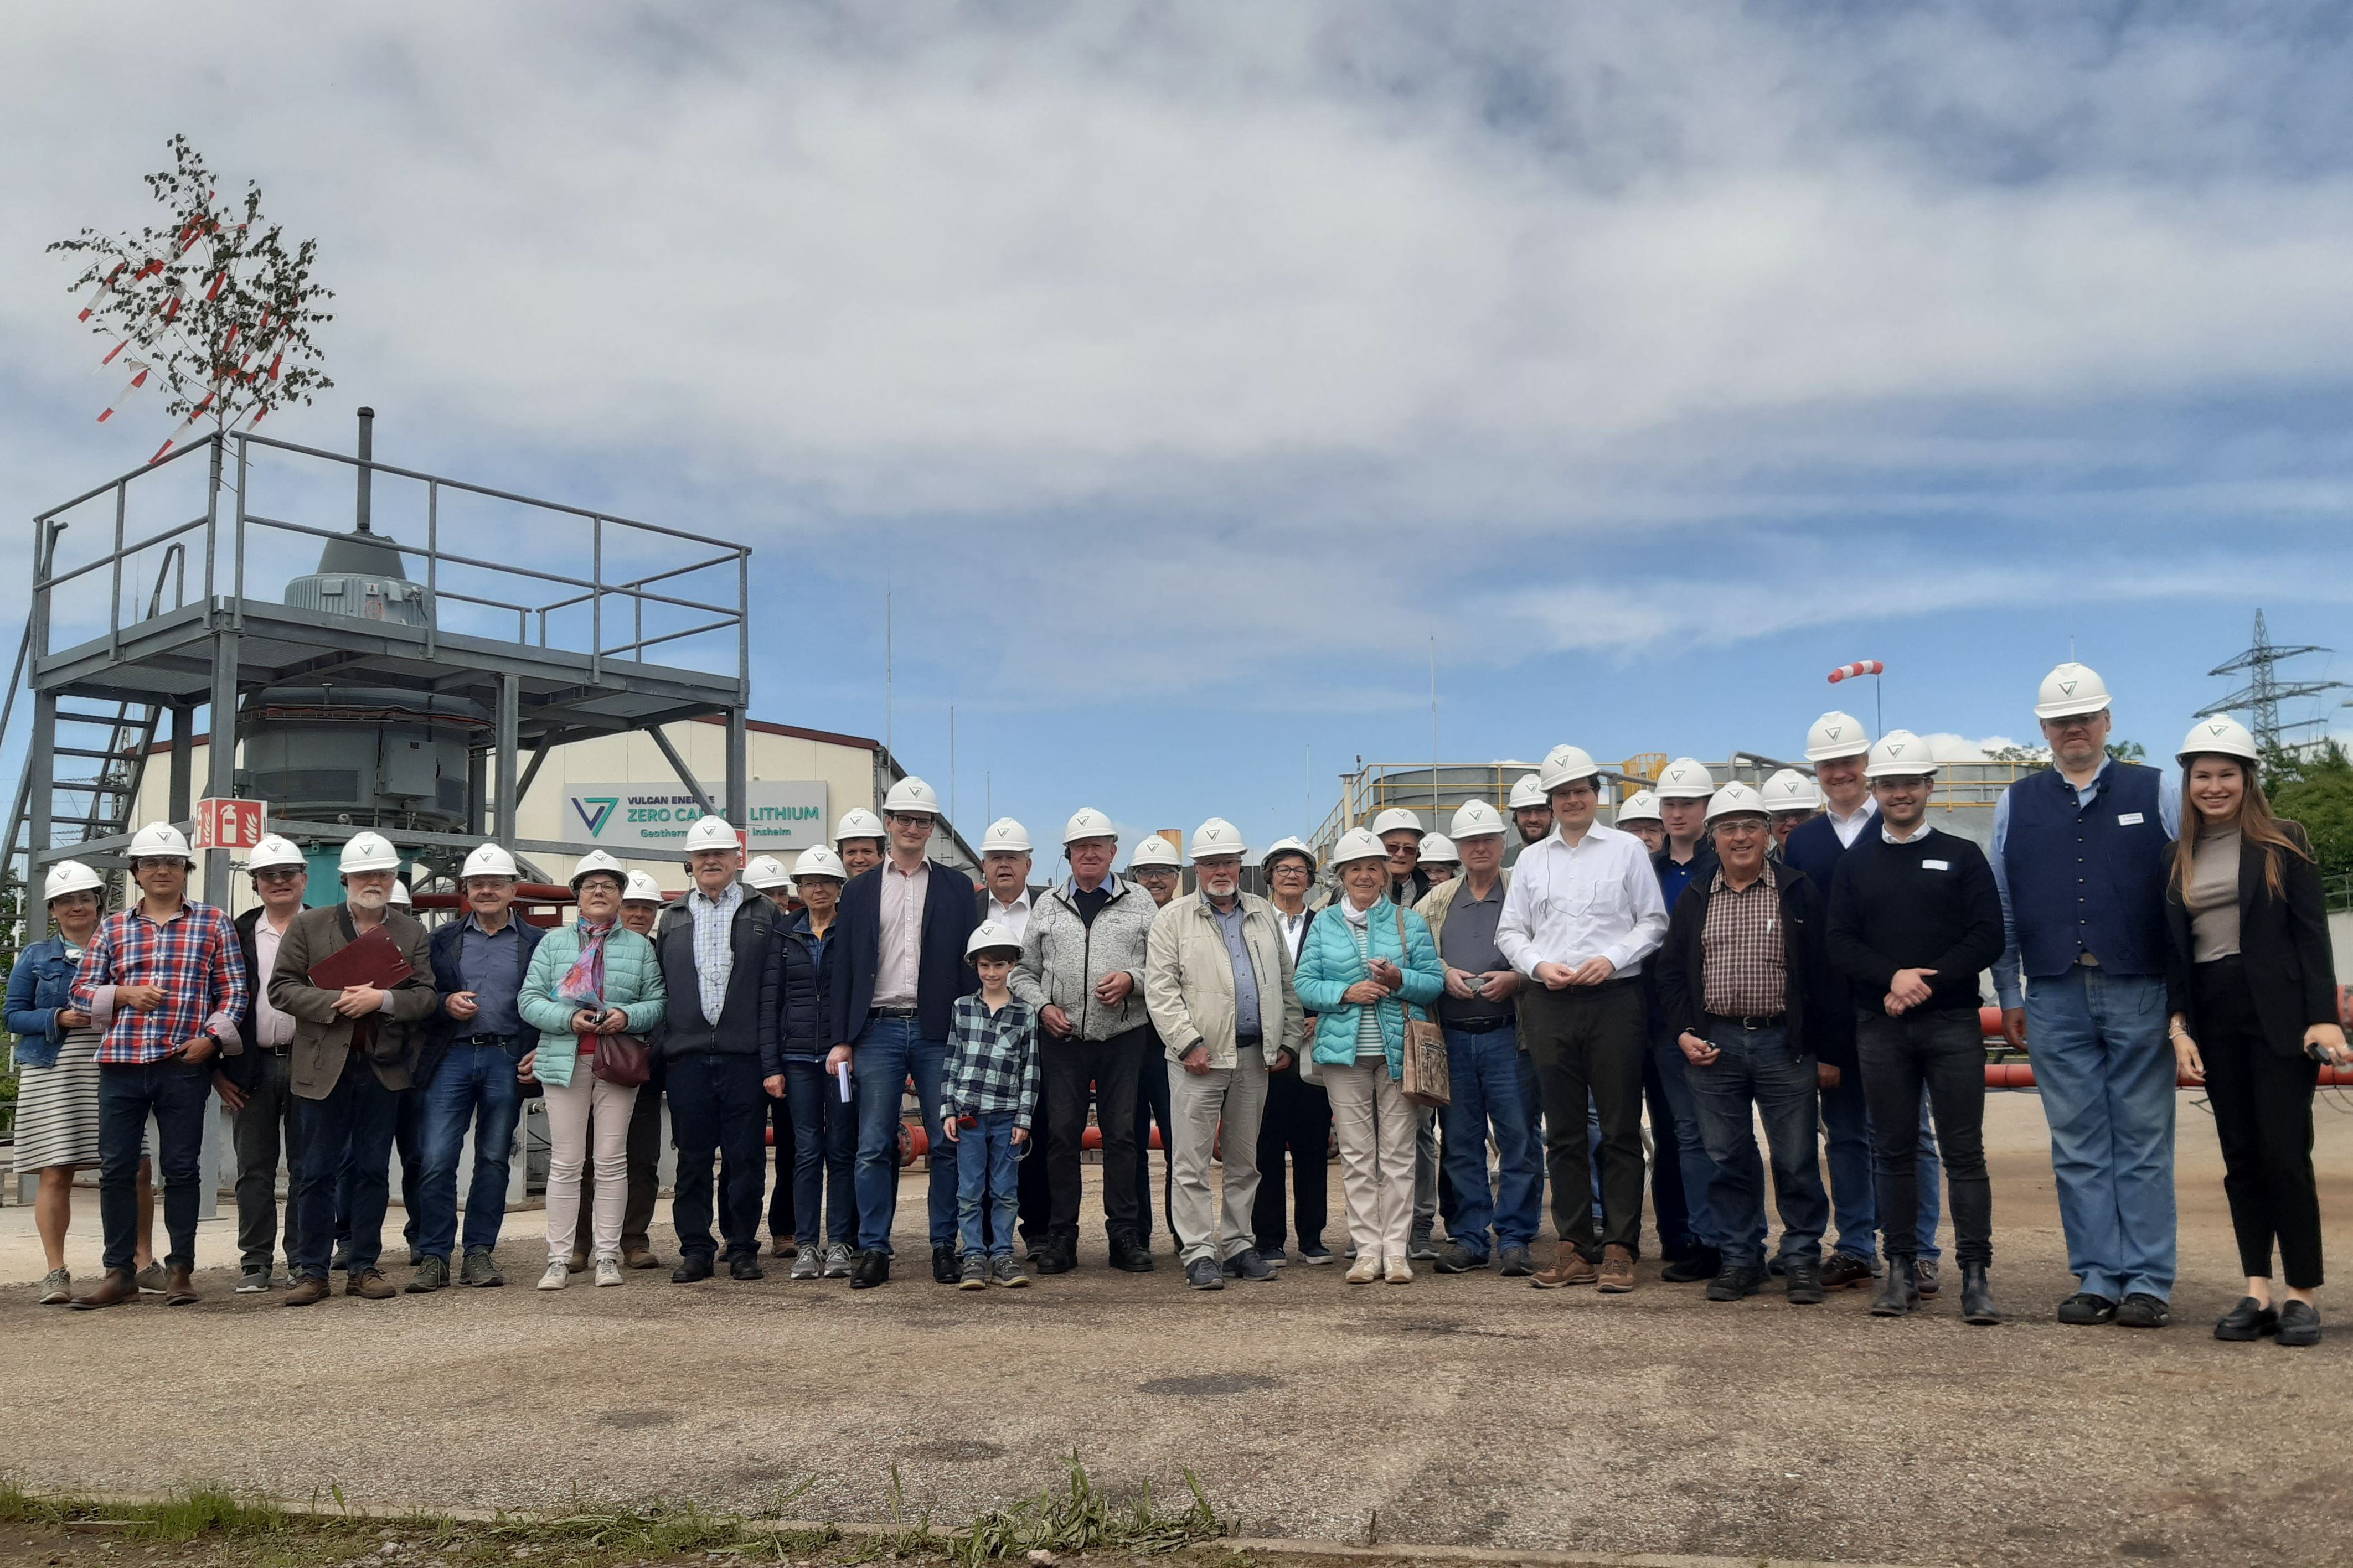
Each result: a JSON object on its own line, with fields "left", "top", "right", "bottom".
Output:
{"left": 671, "top": 1254, "right": 715, "bottom": 1284}
{"left": 849, "top": 1250, "right": 890, "bottom": 1290}
{"left": 729, "top": 1254, "right": 766, "bottom": 1281}
{"left": 2276, "top": 1299, "right": 2321, "bottom": 1347}
{"left": 2215, "top": 1297, "right": 2280, "bottom": 1342}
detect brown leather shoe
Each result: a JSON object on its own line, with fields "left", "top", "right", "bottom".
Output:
{"left": 1597, "top": 1244, "right": 1637, "bottom": 1293}
{"left": 1530, "top": 1249, "right": 1598, "bottom": 1289}
{"left": 567, "top": 1249, "right": 590, "bottom": 1274}
{"left": 69, "top": 1266, "right": 141, "bottom": 1310}
{"left": 345, "top": 1268, "right": 396, "bottom": 1300}
{"left": 1819, "top": 1253, "right": 1876, "bottom": 1291}
{"left": 284, "top": 1275, "right": 331, "bottom": 1307}
{"left": 623, "top": 1247, "right": 663, "bottom": 1271}
{"left": 164, "top": 1266, "right": 200, "bottom": 1306}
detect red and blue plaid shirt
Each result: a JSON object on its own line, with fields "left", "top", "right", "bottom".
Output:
{"left": 70, "top": 900, "right": 249, "bottom": 1065}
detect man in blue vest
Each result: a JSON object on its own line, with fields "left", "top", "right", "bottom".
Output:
{"left": 1993, "top": 662, "right": 2182, "bottom": 1328}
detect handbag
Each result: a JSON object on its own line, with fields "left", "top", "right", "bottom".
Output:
{"left": 1391, "top": 905, "right": 1451, "bottom": 1108}
{"left": 590, "top": 1031, "right": 652, "bottom": 1087}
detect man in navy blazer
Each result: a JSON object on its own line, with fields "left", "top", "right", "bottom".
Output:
{"left": 828, "top": 777, "right": 980, "bottom": 1289}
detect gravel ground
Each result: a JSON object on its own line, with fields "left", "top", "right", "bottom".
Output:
{"left": 7, "top": 1093, "right": 2351, "bottom": 1568}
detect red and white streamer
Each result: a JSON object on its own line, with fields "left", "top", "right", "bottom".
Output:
{"left": 1826, "top": 660, "right": 1885, "bottom": 684}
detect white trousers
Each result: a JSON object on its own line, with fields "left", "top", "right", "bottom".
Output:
{"left": 1324, "top": 1059, "right": 1416, "bottom": 1264}
{"left": 543, "top": 1067, "right": 638, "bottom": 1264}
{"left": 1168, "top": 1046, "right": 1269, "bottom": 1266}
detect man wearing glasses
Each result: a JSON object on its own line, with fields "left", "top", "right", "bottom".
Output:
{"left": 213, "top": 835, "right": 312, "bottom": 1293}
{"left": 1993, "top": 663, "right": 2182, "bottom": 1329}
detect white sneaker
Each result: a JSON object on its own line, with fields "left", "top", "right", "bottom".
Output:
{"left": 536, "top": 1261, "right": 569, "bottom": 1291}
{"left": 1346, "top": 1255, "right": 1382, "bottom": 1285}
{"left": 594, "top": 1257, "right": 623, "bottom": 1287}
{"left": 1385, "top": 1257, "right": 1415, "bottom": 1285}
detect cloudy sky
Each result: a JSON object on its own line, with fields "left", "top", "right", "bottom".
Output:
{"left": 6, "top": 2, "right": 2352, "bottom": 851}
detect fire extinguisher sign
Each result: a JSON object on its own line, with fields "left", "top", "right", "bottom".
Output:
{"left": 193, "top": 798, "right": 266, "bottom": 851}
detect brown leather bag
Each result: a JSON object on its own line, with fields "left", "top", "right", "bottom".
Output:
{"left": 1392, "top": 904, "right": 1451, "bottom": 1108}
{"left": 590, "top": 1031, "right": 652, "bottom": 1087}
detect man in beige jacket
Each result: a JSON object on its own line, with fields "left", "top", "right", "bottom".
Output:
{"left": 1144, "top": 818, "right": 1305, "bottom": 1292}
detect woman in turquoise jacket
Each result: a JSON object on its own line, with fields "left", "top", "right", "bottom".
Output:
{"left": 1293, "top": 828, "right": 1444, "bottom": 1284}
{"left": 518, "top": 855, "right": 666, "bottom": 1290}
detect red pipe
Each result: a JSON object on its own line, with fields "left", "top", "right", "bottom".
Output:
{"left": 1987, "top": 1061, "right": 2353, "bottom": 1090}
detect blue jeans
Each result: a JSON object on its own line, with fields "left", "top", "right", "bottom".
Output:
{"left": 1440, "top": 1026, "right": 1542, "bottom": 1254}
{"left": 96, "top": 1058, "right": 211, "bottom": 1272}
{"left": 293, "top": 1055, "right": 401, "bottom": 1279}
{"left": 668, "top": 1052, "right": 767, "bottom": 1261}
{"left": 1682, "top": 1024, "right": 1830, "bottom": 1270}
{"left": 1820, "top": 1069, "right": 1943, "bottom": 1264}
{"left": 1649, "top": 1036, "right": 1722, "bottom": 1250}
{"left": 852, "top": 1016, "right": 954, "bottom": 1254}
{"left": 956, "top": 1113, "right": 1023, "bottom": 1259}
{"left": 785, "top": 1059, "right": 858, "bottom": 1248}
{"left": 416, "top": 1039, "right": 525, "bottom": 1261}
{"left": 336, "top": 1085, "right": 423, "bottom": 1256}
{"left": 2025, "top": 967, "right": 2176, "bottom": 1301}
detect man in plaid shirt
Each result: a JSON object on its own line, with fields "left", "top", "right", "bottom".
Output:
{"left": 67, "top": 822, "right": 250, "bottom": 1308}
{"left": 942, "top": 922, "right": 1040, "bottom": 1289}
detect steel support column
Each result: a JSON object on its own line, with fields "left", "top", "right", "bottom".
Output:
{"left": 28, "top": 690, "right": 55, "bottom": 866}
{"left": 725, "top": 707, "right": 747, "bottom": 827}
{"left": 197, "top": 627, "right": 238, "bottom": 1221}
{"left": 495, "top": 674, "right": 520, "bottom": 840}
{"left": 167, "top": 701, "right": 194, "bottom": 824}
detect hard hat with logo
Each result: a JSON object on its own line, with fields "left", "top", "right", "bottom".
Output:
{"left": 462, "top": 842, "right": 520, "bottom": 881}
{"left": 1330, "top": 826, "right": 1386, "bottom": 867}
{"left": 126, "top": 821, "right": 194, "bottom": 862}
{"left": 1189, "top": 819, "right": 1248, "bottom": 861}
{"left": 966, "top": 919, "right": 1023, "bottom": 960}
{"left": 1615, "top": 789, "right": 1661, "bottom": 825}
{"left": 1449, "top": 800, "right": 1506, "bottom": 840}
{"left": 622, "top": 871, "right": 666, "bottom": 905}
{"left": 2177, "top": 715, "right": 2260, "bottom": 767}
{"left": 1260, "top": 835, "right": 1317, "bottom": 873}
{"left": 243, "top": 834, "right": 307, "bottom": 874}
{"left": 681, "top": 815, "right": 740, "bottom": 855}
{"left": 1654, "top": 758, "right": 1716, "bottom": 799}
{"left": 1062, "top": 806, "right": 1117, "bottom": 845}
{"left": 979, "top": 817, "right": 1033, "bottom": 855}
{"left": 1865, "top": 729, "right": 1939, "bottom": 779}
{"left": 792, "top": 844, "right": 848, "bottom": 883}
{"left": 744, "top": 853, "right": 793, "bottom": 890}
{"left": 1803, "top": 710, "right": 1871, "bottom": 764}
{"left": 1420, "top": 832, "right": 1459, "bottom": 866}
{"left": 1128, "top": 835, "right": 1182, "bottom": 871}
{"left": 882, "top": 776, "right": 940, "bottom": 817}
{"left": 834, "top": 807, "right": 886, "bottom": 843}
{"left": 1370, "top": 808, "right": 1425, "bottom": 839}
{"left": 1761, "top": 768, "right": 1823, "bottom": 814}
{"left": 339, "top": 831, "right": 401, "bottom": 874}
{"left": 571, "top": 849, "right": 629, "bottom": 890}
{"left": 388, "top": 881, "right": 412, "bottom": 908}
{"left": 2035, "top": 661, "right": 2112, "bottom": 721}
{"left": 1537, "top": 745, "right": 1600, "bottom": 791}
{"left": 1506, "top": 773, "right": 1548, "bottom": 811}
{"left": 1704, "top": 782, "right": 1771, "bottom": 824}
{"left": 43, "top": 860, "right": 104, "bottom": 903}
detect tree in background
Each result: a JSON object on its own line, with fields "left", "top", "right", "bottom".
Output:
{"left": 2264, "top": 739, "right": 2353, "bottom": 884}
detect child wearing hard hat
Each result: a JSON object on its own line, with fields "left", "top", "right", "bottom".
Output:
{"left": 941, "top": 923, "right": 1041, "bottom": 1289}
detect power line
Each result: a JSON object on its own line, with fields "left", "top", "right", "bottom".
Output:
{"left": 2199, "top": 609, "right": 2347, "bottom": 750}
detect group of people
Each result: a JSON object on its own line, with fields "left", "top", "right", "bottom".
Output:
{"left": 9, "top": 661, "right": 2344, "bottom": 1341}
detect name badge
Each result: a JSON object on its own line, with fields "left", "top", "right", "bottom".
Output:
{"left": 2118, "top": 812, "right": 2145, "bottom": 826}
{"left": 1923, "top": 859, "right": 1950, "bottom": 871}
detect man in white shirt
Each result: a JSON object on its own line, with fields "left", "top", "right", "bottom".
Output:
{"left": 976, "top": 819, "right": 1035, "bottom": 938}
{"left": 214, "top": 835, "right": 311, "bottom": 1293}
{"left": 1497, "top": 746, "right": 1669, "bottom": 1293}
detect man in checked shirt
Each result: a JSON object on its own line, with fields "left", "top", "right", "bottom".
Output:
{"left": 67, "top": 822, "right": 250, "bottom": 1309}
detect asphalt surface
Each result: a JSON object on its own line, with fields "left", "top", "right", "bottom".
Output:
{"left": 8, "top": 1093, "right": 2351, "bottom": 1568}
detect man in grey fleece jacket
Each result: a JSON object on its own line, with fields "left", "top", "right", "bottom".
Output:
{"left": 1009, "top": 809, "right": 1160, "bottom": 1274}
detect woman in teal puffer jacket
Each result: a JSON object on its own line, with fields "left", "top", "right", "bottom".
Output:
{"left": 1293, "top": 828, "right": 1444, "bottom": 1284}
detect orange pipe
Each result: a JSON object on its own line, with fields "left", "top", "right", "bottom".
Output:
{"left": 1987, "top": 1061, "right": 2353, "bottom": 1090}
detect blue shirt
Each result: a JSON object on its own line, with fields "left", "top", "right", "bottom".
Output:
{"left": 457, "top": 914, "right": 526, "bottom": 1039}
{"left": 1208, "top": 898, "right": 1264, "bottom": 1041}
{"left": 1989, "top": 758, "right": 2181, "bottom": 1008}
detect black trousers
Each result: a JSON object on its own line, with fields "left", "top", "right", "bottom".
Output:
{"left": 1044, "top": 1025, "right": 1150, "bottom": 1243}
{"left": 1520, "top": 981, "right": 1648, "bottom": 1256}
{"left": 576, "top": 1052, "right": 666, "bottom": 1256}
{"left": 1856, "top": 1006, "right": 1990, "bottom": 1266}
{"left": 668, "top": 1052, "right": 767, "bottom": 1262}
{"left": 1643, "top": 1047, "right": 1694, "bottom": 1257}
{"left": 2195, "top": 957, "right": 2325, "bottom": 1288}
{"left": 1252, "top": 1057, "right": 1333, "bottom": 1252}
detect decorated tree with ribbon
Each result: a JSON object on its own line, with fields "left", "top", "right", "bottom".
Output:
{"left": 49, "top": 134, "right": 333, "bottom": 463}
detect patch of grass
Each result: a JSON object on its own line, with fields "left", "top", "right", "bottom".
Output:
{"left": 942, "top": 1454, "right": 1226, "bottom": 1567}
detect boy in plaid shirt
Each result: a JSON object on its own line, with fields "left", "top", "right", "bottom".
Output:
{"left": 942, "top": 922, "right": 1040, "bottom": 1289}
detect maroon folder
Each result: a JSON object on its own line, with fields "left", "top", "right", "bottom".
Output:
{"left": 306, "top": 923, "right": 414, "bottom": 991}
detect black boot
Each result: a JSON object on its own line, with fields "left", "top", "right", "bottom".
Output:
{"left": 1960, "top": 1262, "right": 2002, "bottom": 1325}
{"left": 1870, "top": 1253, "right": 1918, "bottom": 1317}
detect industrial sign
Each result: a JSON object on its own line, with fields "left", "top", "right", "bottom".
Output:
{"left": 193, "top": 797, "right": 266, "bottom": 850}
{"left": 563, "top": 782, "right": 829, "bottom": 853}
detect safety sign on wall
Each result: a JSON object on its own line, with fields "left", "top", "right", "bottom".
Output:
{"left": 563, "top": 782, "right": 829, "bottom": 853}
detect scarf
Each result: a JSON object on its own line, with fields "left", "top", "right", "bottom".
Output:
{"left": 558, "top": 917, "right": 616, "bottom": 1010}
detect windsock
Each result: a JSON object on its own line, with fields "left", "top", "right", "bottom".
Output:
{"left": 98, "top": 360, "right": 154, "bottom": 422}
{"left": 1827, "top": 660, "right": 1885, "bottom": 684}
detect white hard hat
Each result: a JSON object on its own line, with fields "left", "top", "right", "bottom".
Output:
{"left": 1654, "top": 758, "right": 1716, "bottom": 800}
{"left": 126, "top": 821, "right": 194, "bottom": 862}
{"left": 1189, "top": 818, "right": 1248, "bottom": 860}
{"left": 1129, "top": 835, "right": 1182, "bottom": 870}
{"left": 882, "top": 776, "right": 940, "bottom": 817}
{"left": 1420, "top": 832, "right": 1459, "bottom": 866}
{"left": 792, "top": 844, "right": 848, "bottom": 883}
{"left": 339, "top": 831, "right": 401, "bottom": 874}
{"left": 388, "top": 881, "right": 412, "bottom": 908}
{"left": 622, "top": 870, "right": 665, "bottom": 904}
{"left": 1506, "top": 773, "right": 1548, "bottom": 811}
{"left": 979, "top": 817, "right": 1033, "bottom": 854}
{"left": 43, "top": 859, "right": 104, "bottom": 902}
{"left": 834, "top": 806, "right": 886, "bottom": 843}
{"left": 682, "top": 815, "right": 740, "bottom": 855}
{"left": 966, "top": 919, "right": 1023, "bottom": 959}
{"left": 2177, "top": 715, "right": 2261, "bottom": 767}
{"left": 1061, "top": 806, "right": 1117, "bottom": 845}
{"left": 1761, "top": 769, "right": 1823, "bottom": 813}
{"left": 1260, "top": 835, "right": 1317, "bottom": 872}
{"left": 1330, "top": 827, "right": 1386, "bottom": 867}
{"left": 462, "top": 842, "right": 520, "bottom": 881}
{"left": 571, "top": 849, "right": 629, "bottom": 889}
{"left": 744, "top": 853, "right": 793, "bottom": 890}
{"left": 2035, "top": 661, "right": 2112, "bottom": 721}
{"left": 1538, "top": 745, "right": 1600, "bottom": 791}
{"left": 1704, "top": 782, "right": 1771, "bottom": 823}
{"left": 1370, "top": 808, "right": 1425, "bottom": 839}
{"left": 1449, "top": 800, "right": 1506, "bottom": 840}
{"left": 1803, "top": 711, "right": 1871, "bottom": 764}
{"left": 243, "top": 834, "right": 307, "bottom": 874}
{"left": 1615, "top": 789, "right": 1661, "bottom": 825}
{"left": 1865, "top": 729, "right": 1939, "bottom": 780}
